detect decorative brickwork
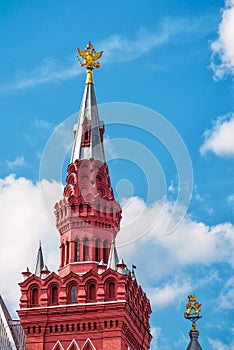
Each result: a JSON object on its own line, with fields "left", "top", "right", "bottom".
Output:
{"left": 18, "top": 48, "right": 152, "bottom": 349}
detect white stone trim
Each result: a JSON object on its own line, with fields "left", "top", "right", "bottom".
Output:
{"left": 67, "top": 339, "right": 80, "bottom": 350}
{"left": 81, "top": 338, "right": 96, "bottom": 350}
{"left": 19, "top": 299, "right": 126, "bottom": 311}
{"left": 52, "top": 340, "right": 65, "bottom": 350}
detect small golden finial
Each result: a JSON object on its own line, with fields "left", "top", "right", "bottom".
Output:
{"left": 77, "top": 42, "right": 103, "bottom": 84}
{"left": 184, "top": 295, "right": 202, "bottom": 331}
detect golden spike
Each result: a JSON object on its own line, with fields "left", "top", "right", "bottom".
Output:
{"left": 77, "top": 42, "right": 103, "bottom": 84}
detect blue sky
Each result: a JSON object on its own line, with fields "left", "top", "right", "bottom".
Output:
{"left": 0, "top": 0, "right": 234, "bottom": 349}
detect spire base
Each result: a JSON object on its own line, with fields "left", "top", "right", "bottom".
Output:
{"left": 86, "top": 69, "right": 93, "bottom": 84}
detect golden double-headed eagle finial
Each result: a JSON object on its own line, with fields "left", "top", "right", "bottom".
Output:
{"left": 184, "top": 295, "right": 202, "bottom": 331}
{"left": 77, "top": 42, "right": 103, "bottom": 84}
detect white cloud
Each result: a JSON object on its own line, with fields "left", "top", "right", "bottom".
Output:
{"left": 0, "top": 15, "right": 215, "bottom": 92}
{"left": 34, "top": 119, "right": 53, "bottom": 129}
{"left": 227, "top": 194, "right": 234, "bottom": 205}
{"left": 6, "top": 156, "right": 27, "bottom": 170}
{"left": 0, "top": 175, "right": 62, "bottom": 315}
{"left": 1, "top": 177, "right": 234, "bottom": 318}
{"left": 118, "top": 197, "right": 234, "bottom": 286}
{"left": 210, "top": 0, "right": 234, "bottom": 80}
{"left": 149, "top": 278, "right": 191, "bottom": 309}
{"left": 200, "top": 113, "right": 234, "bottom": 156}
{"left": 208, "top": 337, "right": 234, "bottom": 350}
{"left": 218, "top": 276, "right": 234, "bottom": 309}
{"left": 2, "top": 58, "right": 82, "bottom": 92}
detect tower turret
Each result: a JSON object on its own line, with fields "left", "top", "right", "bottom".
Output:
{"left": 18, "top": 43, "right": 152, "bottom": 350}
{"left": 55, "top": 43, "right": 121, "bottom": 276}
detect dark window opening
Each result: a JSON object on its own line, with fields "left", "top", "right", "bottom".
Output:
{"left": 84, "top": 238, "right": 89, "bottom": 261}
{"left": 107, "top": 281, "right": 115, "bottom": 300}
{"left": 51, "top": 285, "right": 58, "bottom": 305}
{"left": 75, "top": 239, "right": 80, "bottom": 262}
{"left": 31, "top": 287, "right": 39, "bottom": 306}
{"left": 95, "top": 238, "right": 100, "bottom": 261}
{"left": 88, "top": 283, "right": 96, "bottom": 301}
{"left": 70, "top": 285, "right": 77, "bottom": 303}
{"left": 103, "top": 240, "right": 108, "bottom": 263}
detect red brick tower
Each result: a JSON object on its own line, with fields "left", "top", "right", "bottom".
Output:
{"left": 18, "top": 43, "right": 152, "bottom": 350}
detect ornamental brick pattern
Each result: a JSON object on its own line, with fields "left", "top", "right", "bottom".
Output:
{"left": 18, "top": 49, "right": 152, "bottom": 349}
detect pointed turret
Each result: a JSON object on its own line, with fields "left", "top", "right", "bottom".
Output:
{"left": 71, "top": 42, "right": 105, "bottom": 163}
{"left": 18, "top": 44, "right": 152, "bottom": 350}
{"left": 55, "top": 43, "right": 121, "bottom": 277}
{"left": 71, "top": 83, "right": 105, "bottom": 162}
{"left": 33, "top": 242, "right": 45, "bottom": 277}
{"left": 186, "top": 330, "right": 202, "bottom": 350}
{"left": 107, "top": 239, "right": 119, "bottom": 271}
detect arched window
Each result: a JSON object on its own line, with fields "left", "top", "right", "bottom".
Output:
{"left": 95, "top": 238, "right": 100, "bottom": 261}
{"left": 88, "top": 283, "right": 96, "bottom": 301}
{"left": 51, "top": 285, "right": 58, "bottom": 305}
{"left": 75, "top": 239, "right": 80, "bottom": 262}
{"left": 103, "top": 240, "right": 108, "bottom": 263}
{"left": 83, "top": 238, "right": 89, "bottom": 261}
{"left": 70, "top": 284, "right": 77, "bottom": 303}
{"left": 107, "top": 281, "right": 115, "bottom": 300}
{"left": 31, "top": 287, "right": 39, "bottom": 306}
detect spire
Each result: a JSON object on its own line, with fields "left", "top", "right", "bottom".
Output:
{"left": 184, "top": 295, "right": 203, "bottom": 350}
{"left": 71, "top": 42, "right": 105, "bottom": 163}
{"left": 33, "top": 242, "right": 45, "bottom": 277}
{"left": 107, "top": 239, "right": 119, "bottom": 271}
{"left": 186, "top": 330, "right": 202, "bottom": 350}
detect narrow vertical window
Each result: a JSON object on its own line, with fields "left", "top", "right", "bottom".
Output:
{"left": 61, "top": 243, "right": 65, "bottom": 266}
{"left": 95, "top": 238, "right": 100, "bottom": 261}
{"left": 70, "top": 285, "right": 77, "bottom": 303}
{"left": 103, "top": 240, "right": 108, "bottom": 263}
{"left": 31, "top": 287, "right": 39, "bottom": 306}
{"left": 108, "top": 281, "right": 115, "bottom": 300}
{"left": 83, "top": 238, "right": 89, "bottom": 261}
{"left": 85, "top": 130, "right": 89, "bottom": 141}
{"left": 88, "top": 283, "right": 96, "bottom": 301}
{"left": 66, "top": 241, "right": 69, "bottom": 264}
{"left": 75, "top": 239, "right": 80, "bottom": 262}
{"left": 51, "top": 285, "right": 58, "bottom": 305}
